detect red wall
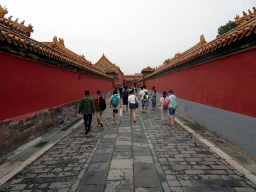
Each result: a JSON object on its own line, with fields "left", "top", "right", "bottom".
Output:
{"left": 118, "top": 70, "right": 124, "bottom": 85}
{"left": 146, "top": 49, "right": 256, "bottom": 118}
{"left": 0, "top": 52, "right": 112, "bottom": 121}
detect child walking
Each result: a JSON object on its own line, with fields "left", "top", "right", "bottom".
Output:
{"left": 110, "top": 90, "right": 122, "bottom": 121}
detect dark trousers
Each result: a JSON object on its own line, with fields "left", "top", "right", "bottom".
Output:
{"left": 83, "top": 114, "right": 92, "bottom": 131}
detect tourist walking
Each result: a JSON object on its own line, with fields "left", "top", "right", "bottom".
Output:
{"left": 119, "top": 86, "right": 123, "bottom": 96}
{"left": 159, "top": 91, "right": 170, "bottom": 126}
{"left": 78, "top": 90, "right": 95, "bottom": 135}
{"left": 150, "top": 86, "right": 156, "bottom": 111}
{"left": 128, "top": 90, "right": 137, "bottom": 122}
{"left": 138, "top": 85, "right": 149, "bottom": 113}
{"left": 110, "top": 90, "right": 122, "bottom": 121}
{"left": 94, "top": 90, "right": 105, "bottom": 128}
{"left": 168, "top": 90, "right": 177, "bottom": 126}
{"left": 121, "top": 87, "right": 129, "bottom": 113}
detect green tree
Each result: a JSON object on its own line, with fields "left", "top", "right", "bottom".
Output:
{"left": 216, "top": 21, "right": 236, "bottom": 38}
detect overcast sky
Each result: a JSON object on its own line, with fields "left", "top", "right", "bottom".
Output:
{"left": 1, "top": 0, "right": 255, "bottom": 75}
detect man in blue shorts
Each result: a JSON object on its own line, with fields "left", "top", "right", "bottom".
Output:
{"left": 138, "top": 85, "right": 149, "bottom": 113}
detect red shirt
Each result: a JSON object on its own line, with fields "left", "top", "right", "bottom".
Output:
{"left": 94, "top": 94, "right": 105, "bottom": 111}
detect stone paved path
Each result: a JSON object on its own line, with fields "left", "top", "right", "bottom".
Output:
{"left": 0, "top": 99, "right": 256, "bottom": 192}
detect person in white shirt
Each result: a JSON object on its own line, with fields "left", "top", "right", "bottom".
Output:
{"left": 168, "top": 90, "right": 177, "bottom": 126}
{"left": 138, "top": 85, "right": 149, "bottom": 113}
{"left": 128, "top": 90, "right": 137, "bottom": 122}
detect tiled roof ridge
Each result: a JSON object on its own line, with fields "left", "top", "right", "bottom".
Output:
{"left": 0, "top": 5, "right": 33, "bottom": 37}
{"left": 141, "top": 65, "right": 155, "bottom": 72}
{"left": 43, "top": 37, "right": 91, "bottom": 64}
{"left": 0, "top": 23, "right": 112, "bottom": 79}
{"left": 146, "top": 13, "right": 256, "bottom": 79}
{"left": 94, "top": 54, "right": 120, "bottom": 70}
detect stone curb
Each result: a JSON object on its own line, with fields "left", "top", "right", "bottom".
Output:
{"left": 175, "top": 116, "right": 256, "bottom": 185}
{"left": 0, "top": 119, "right": 84, "bottom": 186}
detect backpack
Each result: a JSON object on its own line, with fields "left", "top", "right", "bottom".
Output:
{"left": 99, "top": 96, "right": 106, "bottom": 111}
{"left": 163, "top": 97, "right": 169, "bottom": 110}
{"left": 143, "top": 91, "right": 149, "bottom": 101}
{"left": 112, "top": 95, "right": 118, "bottom": 106}
{"left": 171, "top": 96, "right": 178, "bottom": 109}
{"left": 123, "top": 91, "right": 129, "bottom": 100}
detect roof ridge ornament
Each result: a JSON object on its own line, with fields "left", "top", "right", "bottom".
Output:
{"left": 0, "top": 5, "right": 8, "bottom": 18}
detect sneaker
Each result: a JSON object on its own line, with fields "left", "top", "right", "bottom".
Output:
{"left": 170, "top": 122, "right": 173, "bottom": 126}
{"left": 134, "top": 120, "right": 136, "bottom": 122}
{"left": 100, "top": 123, "right": 103, "bottom": 127}
{"left": 98, "top": 124, "right": 101, "bottom": 127}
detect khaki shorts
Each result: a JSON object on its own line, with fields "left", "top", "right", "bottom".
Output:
{"left": 96, "top": 110, "right": 103, "bottom": 118}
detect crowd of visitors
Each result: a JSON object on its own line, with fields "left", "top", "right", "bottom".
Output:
{"left": 78, "top": 86, "right": 177, "bottom": 134}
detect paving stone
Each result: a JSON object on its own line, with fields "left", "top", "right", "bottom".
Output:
{"left": 134, "top": 163, "right": 157, "bottom": 174}
{"left": 91, "top": 154, "right": 112, "bottom": 162}
{"left": 133, "top": 143, "right": 149, "bottom": 148}
{"left": 49, "top": 182, "right": 72, "bottom": 188}
{"left": 134, "top": 173, "right": 162, "bottom": 188}
{"left": 105, "top": 180, "right": 133, "bottom": 192}
{"left": 135, "top": 188, "right": 163, "bottom": 192}
{"left": 134, "top": 156, "right": 153, "bottom": 163}
{"left": 233, "top": 187, "right": 256, "bottom": 192}
{"left": 169, "top": 187, "right": 184, "bottom": 192}
{"left": 76, "top": 185, "right": 105, "bottom": 192}
{"left": 116, "top": 141, "right": 132, "bottom": 145}
{"left": 182, "top": 186, "right": 236, "bottom": 192}
{"left": 113, "top": 151, "right": 133, "bottom": 159}
{"left": 110, "top": 159, "right": 133, "bottom": 169}
{"left": 80, "top": 172, "right": 108, "bottom": 184}
{"left": 95, "top": 148, "right": 114, "bottom": 154}
{"left": 107, "top": 169, "right": 133, "bottom": 180}
{"left": 185, "top": 170, "right": 206, "bottom": 174}
{"left": 168, "top": 180, "right": 181, "bottom": 187}
{"left": 87, "top": 162, "right": 110, "bottom": 172}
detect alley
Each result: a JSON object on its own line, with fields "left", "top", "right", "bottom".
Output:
{"left": 0, "top": 102, "right": 255, "bottom": 192}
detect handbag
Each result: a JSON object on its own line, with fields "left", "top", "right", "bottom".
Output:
{"left": 135, "top": 96, "right": 138, "bottom": 108}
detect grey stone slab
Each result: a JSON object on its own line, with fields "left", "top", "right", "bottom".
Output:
{"left": 134, "top": 173, "right": 162, "bottom": 188}
{"left": 95, "top": 148, "right": 114, "bottom": 154}
{"left": 98, "top": 143, "right": 115, "bottom": 148}
{"left": 113, "top": 151, "right": 133, "bottom": 159}
{"left": 214, "top": 180, "right": 242, "bottom": 187}
{"left": 134, "top": 156, "right": 154, "bottom": 163}
{"left": 105, "top": 180, "right": 133, "bottom": 192}
{"left": 135, "top": 188, "right": 163, "bottom": 192}
{"left": 134, "top": 163, "right": 157, "bottom": 174}
{"left": 182, "top": 186, "right": 236, "bottom": 192}
{"left": 107, "top": 169, "right": 133, "bottom": 180}
{"left": 110, "top": 159, "right": 133, "bottom": 169}
{"left": 76, "top": 185, "right": 105, "bottom": 192}
{"left": 115, "top": 145, "right": 133, "bottom": 149}
{"left": 133, "top": 148, "right": 151, "bottom": 156}
{"left": 101, "top": 138, "right": 116, "bottom": 143}
{"left": 233, "top": 187, "right": 256, "bottom": 192}
{"left": 190, "top": 180, "right": 218, "bottom": 186}
{"left": 80, "top": 172, "right": 108, "bottom": 185}
{"left": 87, "top": 162, "right": 110, "bottom": 172}
{"left": 90, "top": 154, "right": 112, "bottom": 162}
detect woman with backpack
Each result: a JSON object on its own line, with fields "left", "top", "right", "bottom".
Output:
{"left": 110, "top": 90, "right": 121, "bottom": 122}
{"left": 128, "top": 90, "right": 137, "bottom": 122}
{"left": 159, "top": 91, "right": 170, "bottom": 126}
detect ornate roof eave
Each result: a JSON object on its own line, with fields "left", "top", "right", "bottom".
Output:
{"left": 145, "top": 9, "right": 256, "bottom": 80}
{"left": 94, "top": 54, "right": 119, "bottom": 70}
{"left": 0, "top": 5, "right": 33, "bottom": 37}
{"left": 141, "top": 66, "right": 155, "bottom": 73}
{"left": 0, "top": 23, "right": 113, "bottom": 80}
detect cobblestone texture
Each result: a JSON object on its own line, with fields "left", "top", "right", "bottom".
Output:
{"left": 0, "top": 96, "right": 255, "bottom": 192}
